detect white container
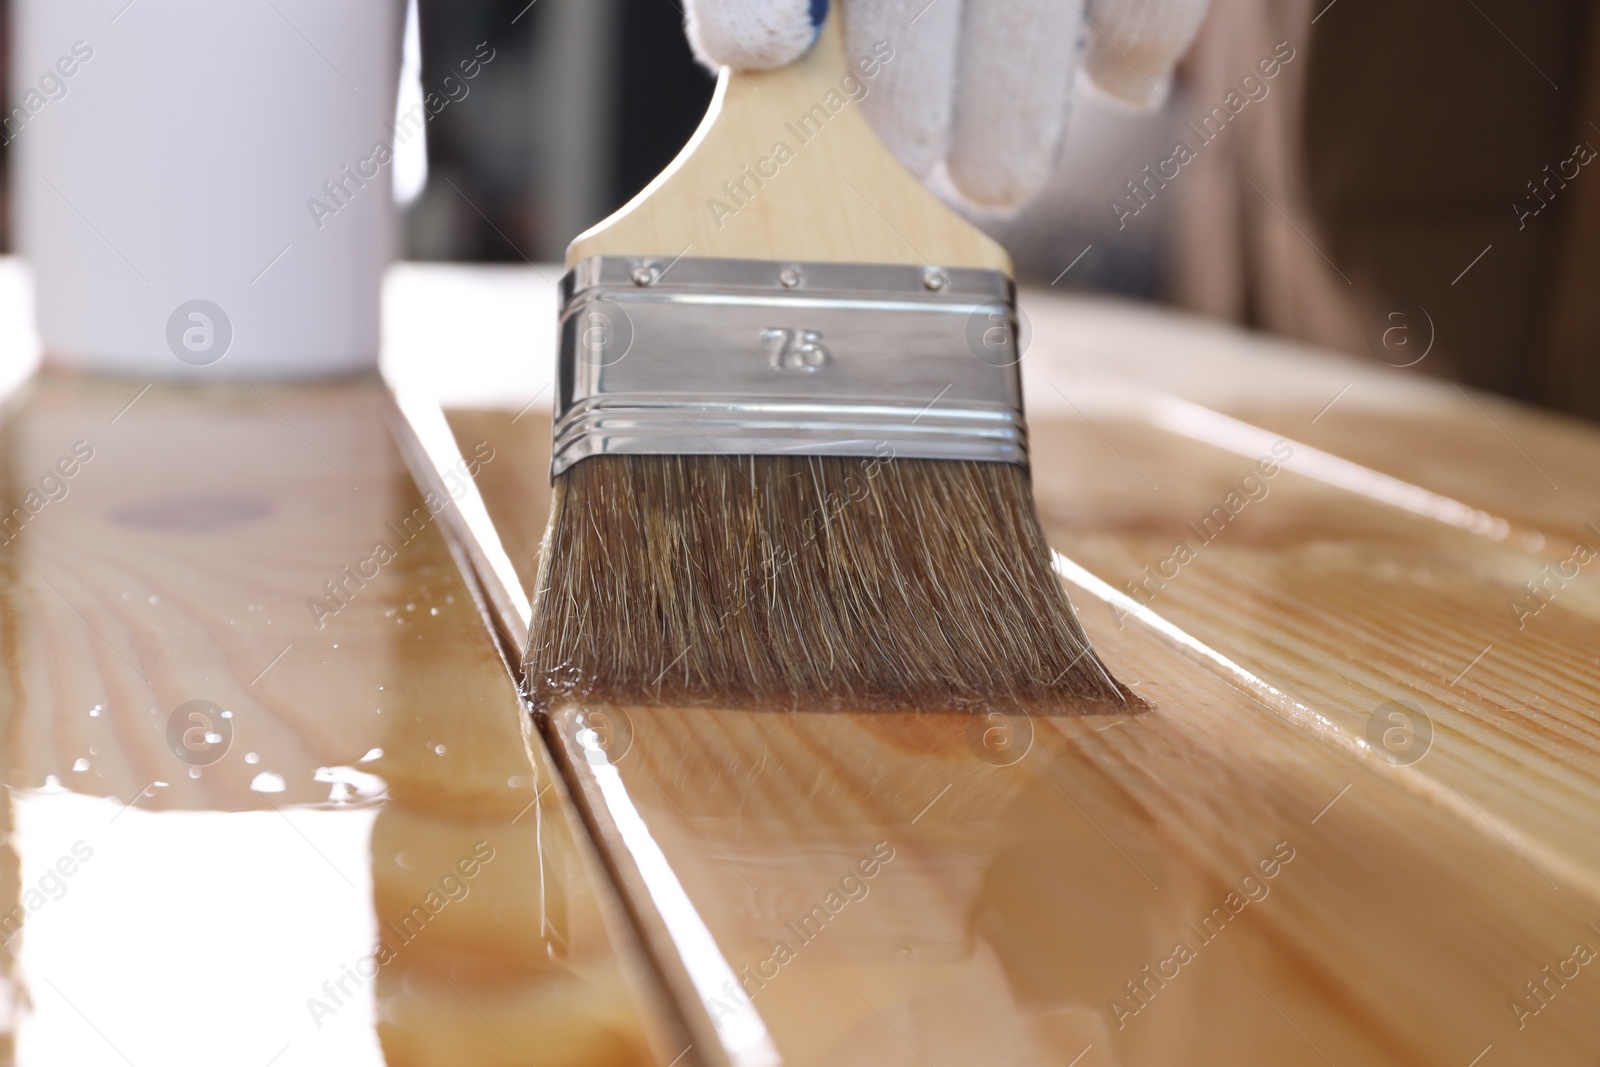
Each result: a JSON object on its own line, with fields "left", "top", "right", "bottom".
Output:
{"left": 12, "top": 0, "right": 403, "bottom": 378}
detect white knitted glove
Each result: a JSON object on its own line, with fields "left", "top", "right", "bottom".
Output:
{"left": 684, "top": 0, "right": 1209, "bottom": 210}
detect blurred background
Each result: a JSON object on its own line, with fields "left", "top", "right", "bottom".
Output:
{"left": 4, "top": 0, "right": 1597, "bottom": 417}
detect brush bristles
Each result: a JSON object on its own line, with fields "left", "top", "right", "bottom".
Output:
{"left": 525, "top": 454, "right": 1128, "bottom": 713}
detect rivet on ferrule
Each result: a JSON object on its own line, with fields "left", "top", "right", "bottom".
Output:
{"left": 630, "top": 265, "right": 659, "bottom": 287}
{"left": 921, "top": 267, "right": 947, "bottom": 291}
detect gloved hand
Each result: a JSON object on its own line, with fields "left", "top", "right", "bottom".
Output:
{"left": 683, "top": 0, "right": 1209, "bottom": 210}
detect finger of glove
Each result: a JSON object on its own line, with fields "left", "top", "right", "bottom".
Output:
{"left": 843, "top": 0, "right": 962, "bottom": 180}
{"left": 945, "top": 0, "right": 1083, "bottom": 210}
{"left": 1082, "top": 0, "right": 1209, "bottom": 109}
{"left": 684, "top": 0, "right": 829, "bottom": 71}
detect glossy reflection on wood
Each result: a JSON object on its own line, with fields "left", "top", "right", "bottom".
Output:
{"left": 446, "top": 366, "right": 1600, "bottom": 1065}
{"left": 0, "top": 376, "right": 669, "bottom": 1066}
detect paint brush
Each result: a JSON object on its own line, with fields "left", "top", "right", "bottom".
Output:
{"left": 527, "top": 10, "right": 1125, "bottom": 713}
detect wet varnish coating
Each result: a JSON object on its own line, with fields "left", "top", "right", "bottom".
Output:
{"left": 0, "top": 377, "right": 670, "bottom": 1067}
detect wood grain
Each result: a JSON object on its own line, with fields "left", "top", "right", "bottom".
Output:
{"left": 0, "top": 376, "right": 673, "bottom": 1066}
{"left": 566, "top": 11, "right": 1010, "bottom": 273}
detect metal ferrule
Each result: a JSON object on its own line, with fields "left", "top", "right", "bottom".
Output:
{"left": 551, "top": 255, "right": 1027, "bottom": 479}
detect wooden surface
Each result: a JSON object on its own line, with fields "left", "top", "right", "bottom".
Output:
{"left": 5, "top": 270, "right": 1599, "bottom": 1066}
{"left": 0, "top": 376, "right": 676, "bottom": 1066}
{"left": 438, "top": 283, "right": 1600, "bottom": 1066}
{"left": 566, "top": 10, "right": 1010, "bottom": 272}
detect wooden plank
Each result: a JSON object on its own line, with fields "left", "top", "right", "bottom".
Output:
{"left": 445, "top": 399, "right": 1600, "bottom": 1066}
{"left": 540, "top": 643, "right": 1600, "bottom": 1067}
{"left": 1020, "top": 293, "right": 1600, "bottom": 549}
{"left": 1234, "top": 397, "right": 1600, "bottom": 548}
{"left": 0, "top": 377, "right": 672, "bottom": 1066}
{"left": 1026, "top": 414, "right": 1600, "bottom": 884}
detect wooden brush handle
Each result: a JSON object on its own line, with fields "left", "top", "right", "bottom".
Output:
{"left": 566, "top": 10, "right": 1011, "bottom": 273}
